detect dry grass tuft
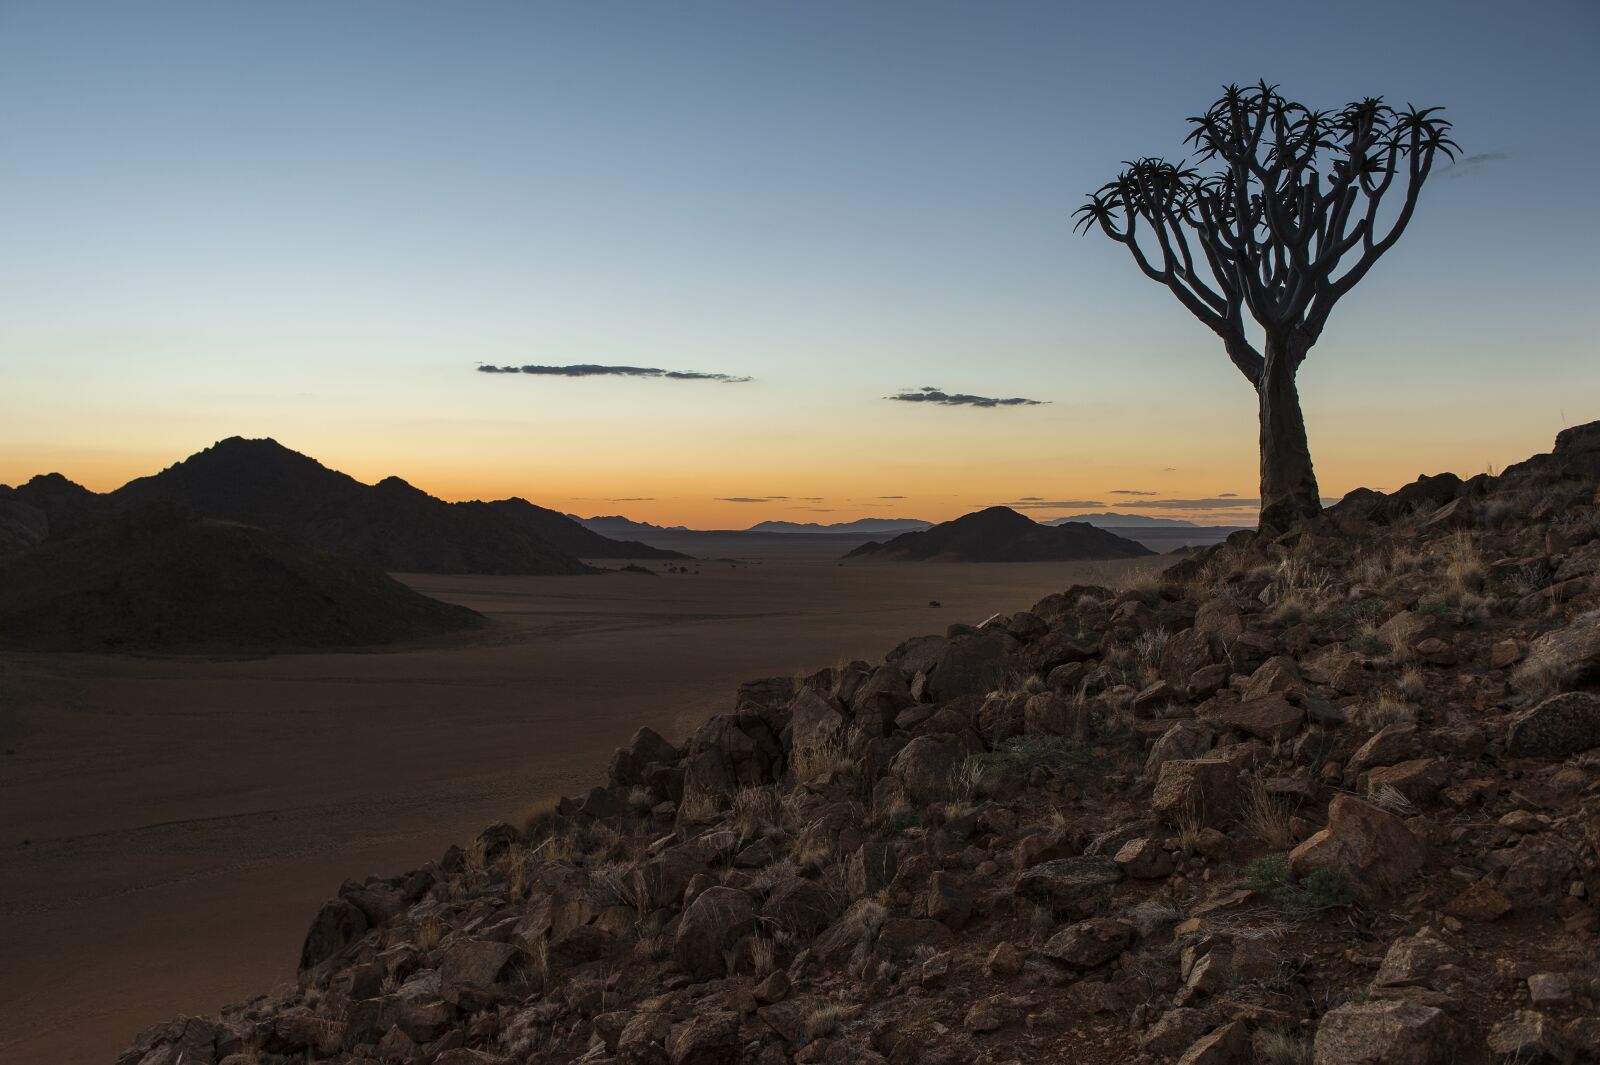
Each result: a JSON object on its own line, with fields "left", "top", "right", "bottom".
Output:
{"left": 1252, "top": 1029, "right": 1313, "bottom": 1064}
{"left": 1395, "top": 666, "right": 1427, "bottom": 702}
{"left": 1358, "top": 691, "right": 1417, "bottom": 731}
{"left": 732, "top": 785, "right": 785, "bottom": 843}
{"left": 1243, "top": 775, "right": 1294, "bottom": 850}
{"left": 805, "top": 1002, "right": 848, "bottom": 1042}
{"left": 790, "top": 737, "right": 855, "bottom": 782}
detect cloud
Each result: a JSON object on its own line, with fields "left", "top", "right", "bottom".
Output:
{"left": 876, "top": 495, "right": 906, "bottom": 500}
{"left": 478, "top": 363, "right": 751, "bottom": 383}
{"left": 716, "top": 496, "right": 787, "bottom": 503}
{"left": 1110, "top": 489, "right": 1157, "bottom": 496}
{"left": 1443, "top": 151, "right": 1507, "bottom": 180}
{"left": 1217, "top": 492, "right": 1238, "bottom": 498}
{"left": 888, "top": 386, "right": 1046, "bottom": 408}
{"left": 608, "top": 496, "right": 655, "bottom": 502}
{"left": 1004, "top": 499, "right": 1105, "bottom": 509}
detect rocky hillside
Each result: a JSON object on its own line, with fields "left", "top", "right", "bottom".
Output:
{"left": 846, "top": 506, "right": 1154, "bottom": 563}
{"left": 119, "top": 426, "right": 1600, "bottom": 1065}
{"left": 0, "top": 507, "right": 484, "bottom": 652}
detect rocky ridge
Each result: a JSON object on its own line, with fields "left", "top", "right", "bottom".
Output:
{"left": 119, "top": 425, "right": 1600, "bottom": 1065}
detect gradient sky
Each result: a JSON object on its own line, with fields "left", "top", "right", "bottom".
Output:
{"left": 1, "top": 1, "right": 1596, "bottom": 527}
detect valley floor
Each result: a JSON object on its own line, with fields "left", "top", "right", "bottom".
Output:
{"left": 0, "top": 554, "right": 1152, "bottom": 1065}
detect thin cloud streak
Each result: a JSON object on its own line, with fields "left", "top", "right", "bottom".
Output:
{"left": 888, "top": 386, "right": 1045, "bottom": 408}
{"left": 478, "top": 363, "right": 752, "bottom": 382}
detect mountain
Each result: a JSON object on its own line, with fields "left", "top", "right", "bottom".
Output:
{"left": 482, "top": 499, "right": 688, "bottom": 560}
{"left": 570, "top": 515, "right": 691, "bottom": 538}
{"left": 0, "top": 506, "right": 484, "bottom": 652}
{"left": 746, "top": 518, "right": 934, "bottom": 535}
{"left": 104, "top": 437, "right": 667, "bottom": 574}
{"left": 1045, "top": 512, "right": 1200, "bottom": 528}
{"left": 845, "top": 506, "right": 1154, "bottom": 562}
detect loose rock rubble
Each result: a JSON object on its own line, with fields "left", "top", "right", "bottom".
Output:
{"left": 120, "top": 425, "right": 1600, "bottom": 1064}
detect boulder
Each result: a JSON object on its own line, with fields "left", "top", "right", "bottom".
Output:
{"left": 1312, "top": 999, "right": 1463, "bottom": 1065}
{"left": 923, "top": 631, "right": 1018, "bottom": 701}
{"left": 298, "top": 896, "right": 368, "bottom": 972}
{"left": 673, "top": 887, "right": 755, "bottom": 981}
{"left": 1145, "top": 721, "right": 1215, "bottom": 778}
{"left": 1176, "top": 1021, "right": 1249, "bottom": 1065}
{"left": 1371, "top": 934, "right": 1459, "bottom": 989}
{"left": 760, "top": 877, "right": 838, "bottom": 941}
{"left": 1014, "top": 856, "right": 1123, "bottom": 916}
{"left": 1151, "top": 759, "right": 1239, "bottom": 826}
{"left": 1364, "top": 758, "right": 1449, "bottom": 805}
{"left": 1517, "top": 610, "right": 1600, "bottom": 692}
{"left": 1199, "top": 692, "right": 1304, "bottom": 742}
{"left": 1506, "top": 692, "right": 1600, "bottom": 758}
{"left": 1038, "top": 918, "right": 1133, "bottom": 969}
{"left": 890, "top": 734, "right": 967, "bottom": 802}
{"left": 1347, "top": 723, "right": 1420, "bottom": 775}
{"left": 668, "top": 1011, "right": 741, "bottom": 1065}
{"left": 438, "top": 939, "right": 519, "bottom": 1006}
{"left": 1486, "top": 1011, "right": 1572, "bottom": 1064}
{"left": 609, "top": 726, "right": 680, "bottom": 787}
{"left": 788, "top": 688, "right": 847, "bottom": 754}
{"left": 1288, "top": 795, "right": 1423, "bottom": 904}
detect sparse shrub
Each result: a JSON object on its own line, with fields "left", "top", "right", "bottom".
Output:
{"left": 1513, "top": 650, "right": 1572, "bottom": 703}
{"left": 1253, "top": 1028, "right": 1314, "bottom": 1065}
{"left": 1359, "top": 692, "right": 1417, "bottom": 731}
{"left": 1367, "top": 782, "right": 1418, "bottom": 818}
{"left": 732, "top": 785, "right": 784, "bottom": 842}
{"left": 1395, "top": 666, "right": 1427, "bottom": 701}
{"left": 973, "top": 735, "right": 1089, "bottom": 778}
{"left": 677, "top": 783, "right": 722, "bottom": 824}
{"left": 791, "top": 737, "right": 855, "bottom": 781}
{"left": 805, "top": 1003, "right": 848, "bottom": 1041}
{"left": 1245, "top": 852, "right": 1354, "bottom": 913}
{"left": 1133, "top": 627, "right": 1170, "bottom": 668}
{"left": 1443, "top": 531, "right": 1487, "bottom": 601}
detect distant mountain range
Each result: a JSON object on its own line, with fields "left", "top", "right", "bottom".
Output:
{"left": 1045, "top": 512, "right": 1201, "bottom": 528}
{"left": 570, "top": 515, "right": 691, "bottom": 539}
{"left": 746, "top": 518, "right": 933, "bottom": 535}
{"left": 845, "top": 506, "right": 1154, "bottom": 562}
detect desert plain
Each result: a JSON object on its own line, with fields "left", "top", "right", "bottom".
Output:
{"left": 0, "top": 548, "right": 1159, "bottom": 1065}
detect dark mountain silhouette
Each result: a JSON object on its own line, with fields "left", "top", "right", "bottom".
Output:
{"left": 570, "top": 515, "right": 691, "bottom": 537}
{"left": 103, "top": 437, "right": 668, "bottom": 574}
{"left": 747, "top": 518, "right": 933, "bottom": 535}
{"left": 0, "top": 472, "right": 110, "bottom": 536}
{"left": 844, "top": 506, "right": 1154, "bottom": 562}
{"left": 485, "top": 498, "right": 688, "bottom": 560}
{"left": 0, "top": 506, "right": 484, "bottom": 652}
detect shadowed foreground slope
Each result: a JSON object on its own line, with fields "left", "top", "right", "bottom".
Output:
{"left": 0, "top": 508, "right": 484, "bottom": 652}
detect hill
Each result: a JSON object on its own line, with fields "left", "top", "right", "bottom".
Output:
{"left": 747, "top": 517, "right": 933, "bottom": 535}
{"left": 570, "top": 514, "right": 691, "bottom": 538}
{"left": 104, "top": 437, "right": 662, "bottom": 574}
{"left": 0, "top": 507, "right": 484, "bottom": 652}
{"left": 121, "top": 421, "right": 1600, "bottom": 1065}
{"left": 486, "top": 498, "right": 688, "bottom": 560}
{"left": 845, "top": 506, "right": 1154, "bottom": 562}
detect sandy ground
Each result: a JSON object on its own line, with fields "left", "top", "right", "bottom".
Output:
{"left": 0, "top": 553, "right": 1154, "bottom": 1064}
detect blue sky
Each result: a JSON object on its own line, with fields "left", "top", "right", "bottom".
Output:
{"left": 0, "top": 0, "right": 1595, "bottom": 525}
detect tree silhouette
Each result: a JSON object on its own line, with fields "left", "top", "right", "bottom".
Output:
{"left": 1077, "top": 82, "right": 1457, "bottom": 529}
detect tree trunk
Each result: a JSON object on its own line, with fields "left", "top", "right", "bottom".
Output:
{"left": 1256, "top": 333, "right": 1321, "bottom": 531}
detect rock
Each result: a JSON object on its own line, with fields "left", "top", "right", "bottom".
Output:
{"left": 299, "top": 896, "right": 368, "bottom": 971}
{"left": 673, "top": 887, "right": 755, "bottom": 981}
{"left": 1371, "top": 935, "right": 1459, "bottom": 989}
{"left": 1113, "top": 836, "right": 1174, "bottom": 879}
{"left": 1145, "top": 721, "right": 1215, "bottom": 778}
{"left": 1364, "top": 758, "right": 1448, "bottom": 805}
{"left": 1288, "top": 795, "right": 1423, "bottom": 904}
{"left": 846, "top": 842, "right": 897, "bottom": 899}
{"left": 985, "top": 941, "right": 1026, "bottom": 976}
{"left": 1161, "top": 628, "right": 1216, "bottom": 687}
{"left": 1140, "top": 1008, "right": 1210, "bottom": 1057}
{"left": 439, "top": 939, "right": 519, "bottom": 1006}
{"left": 1014, "top": 856, "right": 1123, "bottom": 917}
{"left": 1241, "top": 656, "right": 1303, "bottom": 700}
{"left": 1443, "top": 877, "right": 1513, "bottom": 922}
{"left": 1491, "top": 638, "right": 1523, "bottom": 669}
{"left": 1024, "top": 692, "right": 1078, "bottom": 736}
{"left": 1176, "top": 1021, "right": 1249, "bottom": 1065}
{"left": 1312, "top": 999, "right": 1464, "bottom": 1064}
{"left": 1486, "top": 1011, "right": 1572, "bottom": 1063}
{"left": 925, "top": 870, "right": 972, "bottom": 930}
{"left": 890, "top": 735, "right": 967, "bottom": 802}
{"left": 619, "top": 1011, "right": 674, "bottom": 1062}
{"left": 117, "top": 1017, "right": 224, "bottom": 1065}
{"left": 1038, "top": 918, "right": 1132, "bottom": 969}
{"left": 1151, "top": 759, "right": 1239, "bottom": 826}
{"left": 1497, "top": 834, "right": 1579, "bottom": 910}
{"left": 1194, "top": 600, "right": 1244, "bottom": 642}
{"left": 1132, "top": 679, "right": 1179, "bottom": 716}
{"left": 924, "top": 631, "right": 1018, "bottom": 701}
{"left": 1518, "top": 610, "right": 1600, "bottom": 692}
{"left": 1347, "top": 723, "right": 1420, "bottom": 774}
{"left": 609, "top": 726, "right": 680, "bottom": 787}
{"left": 1199, "top": 692, "right": 1304, "bottom": 741}
{"left": 1506, "top": 692, "right": 1600, "bottom": 758}
{"left": 667, "top": 1011, "right": 740, "bottom": 1065}
{"left": 788, "top": 688, "right": 848, "bottom": 757}
{"left": 1527, "top": 972, "right": 1573, "bottom": 1006}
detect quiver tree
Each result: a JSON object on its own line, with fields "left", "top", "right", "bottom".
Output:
{"left": 1076, "top": 82, "right": 1457, "bottom": 529}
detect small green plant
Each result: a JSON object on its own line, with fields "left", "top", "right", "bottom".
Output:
{"left": 974, "top": 735, "right": 1090, "bottom": 776}
{"left": 1415, "top": 599, "right": 1450, "bottom": 618}
{"left": 1245, "top": 853, "right": 1355, "bottom": 913}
